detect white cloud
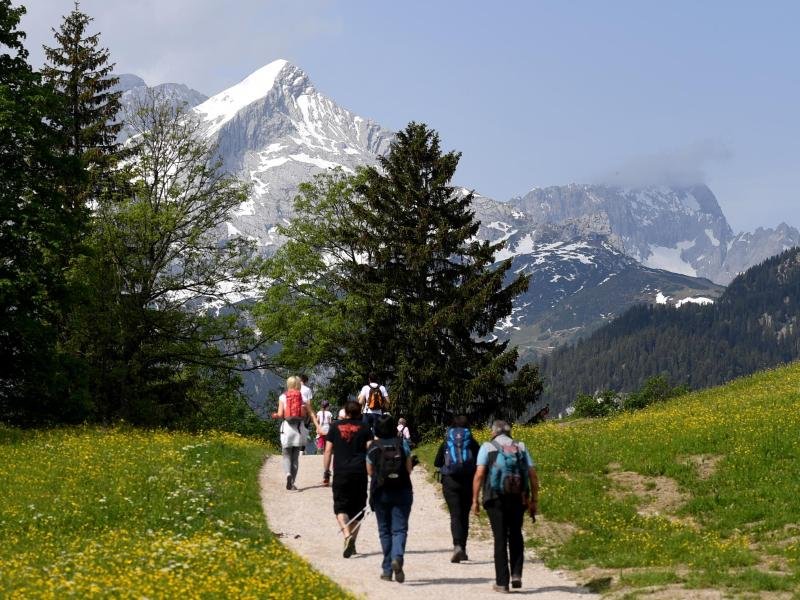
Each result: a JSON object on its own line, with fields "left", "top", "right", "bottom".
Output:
{"left": 22, "top": 0, "right": 342, "bottom": 95}
{"left": 596, "top": 139, "right": 733, "bottom": 188}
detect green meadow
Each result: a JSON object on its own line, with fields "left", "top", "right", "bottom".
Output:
{"left": 422, "top": 362, "right": 800, "bottom": 597}
{"left": 0, "top": 428, "right": 351, "bottom": 599}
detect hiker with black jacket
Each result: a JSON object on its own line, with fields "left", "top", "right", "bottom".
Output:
{"left": 323, "top": 401, "right": 372, "bottom": 559}
{"left": 367, "top": 414, "right": 413, "bottom": 583}
{"left": 472, "top": 420, "right": 539, "bottom": 593}
{"left": 434, "top": 415, "right": 480, "bottom": 563}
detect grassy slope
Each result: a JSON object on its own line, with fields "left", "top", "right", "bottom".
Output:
{"left": 0, "top": 427, "right": 351, "bottom": 599}
{"left": 424, "top": 362, "right": 800, "bottom": 597}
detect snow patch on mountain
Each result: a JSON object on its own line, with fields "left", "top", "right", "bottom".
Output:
{"left": 195, "top": 59, "right": 288, "bottom": 136}
{"left": 644, "top": 241, "right": 697, "bottom": 276}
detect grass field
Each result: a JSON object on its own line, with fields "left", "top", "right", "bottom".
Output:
{"left": 423, "top": 362, "right": 800, "bottom": 598}
{"left": 0, "top": 427, "right": 351, "bottom": 599}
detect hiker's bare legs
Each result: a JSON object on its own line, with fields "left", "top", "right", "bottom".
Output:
{"left": 337, "top": 513, "right": 351, "bottom": 538}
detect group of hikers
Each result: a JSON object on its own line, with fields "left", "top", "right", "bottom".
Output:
{"left": 273, "top": 372, "right": 539, "bottom": 593}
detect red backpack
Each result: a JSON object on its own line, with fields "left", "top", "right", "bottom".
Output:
{"left": 284, "top": 389, "right": 303, "bottom": 421}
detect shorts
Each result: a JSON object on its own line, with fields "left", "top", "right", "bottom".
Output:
{"left": 331, "top": 471, "right": 368, "bottom": 519}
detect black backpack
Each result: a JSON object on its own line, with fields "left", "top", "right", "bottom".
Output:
{"left": 374, "top": 438, "right": 404, "bottom": 488}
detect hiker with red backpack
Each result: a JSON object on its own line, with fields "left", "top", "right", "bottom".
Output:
{"left": 472, "top": 420, "right": 539, "bottom": 593}
{"left": 434, "top": 415, "right": 480, "bottom": 563}
{"left": 357, "top": 372, "right": 389, "bottom": 435}
{"left": 271, "top": 376, "right": 308, "bottom": 490}
{"left": 367, "top": 414, "right": 414, "bottom": 583}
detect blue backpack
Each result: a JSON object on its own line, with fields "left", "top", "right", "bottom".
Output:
{"left": 487, "top": 440, "right": 528, "bottom": 498}
{"left": 440, "top": 427, "right": 475, "bottom": 476}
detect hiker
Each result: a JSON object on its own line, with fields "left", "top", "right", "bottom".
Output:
{"left": 316, "top": 400, "right": 333, "bottom": 451}
{"left": 271, "top": 376, "right": 308, "bottom": 491}
{"left": 472, "top": 420, "right": 538, "bottom": 593}
{"left": 323, "top": 400, "right": 372, "bottom": 558}
{"left": 300, "top": 374, "right": 320, "bottom": 454}
{"left": 396, "top": 417, "right": 411, "bottom": 442}
{"left": 434, "top": 415, "right": 480, "bottom": 562}
{"left": 367, "top": 414, "right": 414, "bottom": 583}
{"left": 357, "top": 372, "right": 389, "bottom": 434}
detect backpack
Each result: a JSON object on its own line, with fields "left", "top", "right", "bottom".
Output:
{"left": 440, "top": 427, "right": 475, "bottom": 476}
{"left": 486, "top": 439, "right": 528, "bottom": 499}
{"left": 366, "top": 385, "right": 386, "bottom": 411}
{"left": 373, "top": 438, "right": 404, "bottom": 488}
{"left": 284, "top": 389, "right": 303, "bottom": 421}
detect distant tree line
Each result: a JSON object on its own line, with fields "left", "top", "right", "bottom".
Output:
{"left": 538, "top": 247, "right": 800, "bottom": 414}
{"left": 1, "top": 1, "right": 540, "bottom": 432}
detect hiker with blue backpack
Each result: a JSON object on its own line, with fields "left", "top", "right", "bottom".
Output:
{"left": 433, "top": 415, "right": 480, "bottom": 563}
{"left": 472, "top": 420, "right": 539, "bottom": 593}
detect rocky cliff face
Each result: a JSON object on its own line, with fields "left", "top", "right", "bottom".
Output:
{"left": 510, "top": 184, "right": 799, "bottom": 285}
{"left": 192, "top": 59, "right": 393, "bottom": 252}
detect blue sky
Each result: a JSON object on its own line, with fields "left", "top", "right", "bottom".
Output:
{"left": 23, "top": 1, "right": 800, "bottom": 231}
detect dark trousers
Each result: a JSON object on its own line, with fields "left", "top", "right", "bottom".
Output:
{"left": 484, "top": 496, "right": 525, "bottom": 587}
{"left": 362, "top": 412, "right": 380, "bottom": 435}
{"left": 442, "top": 475, "right": 472, "bottom": 550}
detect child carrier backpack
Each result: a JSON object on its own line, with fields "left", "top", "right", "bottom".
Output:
{"left": 284, "top": 389, "right": 303, "bottom": 421}
{"left": 440, "top": 427, "right": 475, "bottom": 476}
{"left": 486, "top": 440, "right": 528, "bottom": 498}
{"left": 367, "top": 385, "right": 386, "bottom": 411}
{"left": 374, "top": 438, "right": 404, "bottom": 488}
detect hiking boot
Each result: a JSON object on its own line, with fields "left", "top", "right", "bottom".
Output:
{"left": 380, "top": 572, "right": 392, "bottom": 581}
{"left": 391, "top": 558, "right": 405, "bottom": 583}
{"left": 285, "top": 475, "right": 292, "bottom": 490}
{"left": 451, "top": 545, "right": 464, "bottom": 563}
{"left": 343, "top": 535, "right": 356, "bottom": 558}
{"left": 511, "top": 577, "right": 522, "bottom": 589}
{"left": 492, "top": 584, "right": 509, "bottom": 593}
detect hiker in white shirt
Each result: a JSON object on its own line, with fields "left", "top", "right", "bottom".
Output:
{"left": 299, "top": 374, "right": 320, "bottom": 429}
{"left": 357, "top": 372, "right": 389, "bottom": 434}
{"left": 316, "top": 400, "right": 333, "bottom": 451}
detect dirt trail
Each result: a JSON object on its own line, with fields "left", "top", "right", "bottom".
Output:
{"left": 260, "top": 454, "right": 595, "bottom": 599}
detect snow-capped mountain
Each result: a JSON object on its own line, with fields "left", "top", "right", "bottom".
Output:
{"left": 179, "top": 60, "right": 726, "bottom": 357}
{"left": 510, "top": 184, "right": 800, "bottom": 285}
{"left": 145, "top": 59, "right": 788, "bottom": 362}
{"left": 192, "top": 59, "right": 393, "bottom": 251}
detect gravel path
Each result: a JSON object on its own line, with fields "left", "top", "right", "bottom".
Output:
{"left": 260, "top": 454, "right": 595, "bottom": 599}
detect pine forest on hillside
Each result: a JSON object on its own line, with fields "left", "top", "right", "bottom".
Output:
{"left": 538, "top": 247, "right": 800, "bottom": 413}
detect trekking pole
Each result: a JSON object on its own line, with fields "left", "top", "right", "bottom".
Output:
{"left": 338, "top": 506, "right": 370, "bottom": 535}
{"left": 347, "top": 508, "right": 371, "bottom": 536}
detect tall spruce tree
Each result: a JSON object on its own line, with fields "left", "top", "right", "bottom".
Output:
{"left": 42, "top": 1, "right": 120, "bottom": 189}
{"left": 0, "top": 1, "right": 79, "bottom": 423}
{"left": 257, "top": 123, "right": 533, "bottom": 427}
{"left": 352, "top": 123, "right": 530, "bottom": 423}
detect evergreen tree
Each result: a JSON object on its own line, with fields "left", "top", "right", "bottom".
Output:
{"left": 0, "top": 1, "right": 80, "bottom": 424}
{"left": 352, "top": 123, "right": 530, "bottom": 423}
{"left": 42, "top": 1, "right": 120, "bottom": 190}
